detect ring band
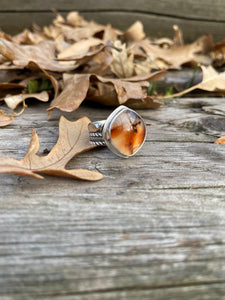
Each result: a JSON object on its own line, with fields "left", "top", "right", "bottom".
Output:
{"left": 88, "top": 105, "right": 146, "bottom": 158}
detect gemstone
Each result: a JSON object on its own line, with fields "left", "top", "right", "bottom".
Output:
{"left": 110, "top": 109, "right": 146, "bottom": 156}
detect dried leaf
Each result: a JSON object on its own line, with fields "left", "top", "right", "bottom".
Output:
{"left": 13, "top": 29, "right": 45, "bottom": 45}
{"left": 5, "top": 91, "right": 49, "bottom": 110}
{"left": 50, "top": 71, "right": 166, "bottom": 111}
{"left": 214, "top": 137, "right": 225, "bottom": 144}
{"left": 134, "top": 35, "right": 213, "bottom": 69}
{"left": 87, "top": 82, "right": 162, "bottom": 108}
{"left": 96, "top": 75, "right": 149, "bottom": 104}
{"left": 193, "top": 65, "right": 225, "bottom": 91}
{"left": 173, "top": 25, "right": 184, "bottom": 47}
{"left": 0, "top": 116, "right": 103, "bottom": 181}
{"left": 55, "top": 19, "right": 105, "bottom": 42}
{"left": 87, "top": 74, "right": 164, "bottom": 109}
{"left": 0, "top": 38, "right": 76, "bottom": 72}
{"left": 0, "top": 82, "right": 25, "bottom": 99}
{"left": 0, "top": 110, "right": 14, "bottom": 127}
{"left": 123, "top": 21, "right": 145, "bottom": 42}
{"left": 26, "top": 61, "right": 59, "bottom": 99}
{"left": 49, "top": 74, "right": 90, "bottom": 112}
{"left": 54, "top": 34, "right": 71, "bottom": 53}
{"left": 66, "top": 11, "right": 85, "bottom": 27}
{"left": 83, "top": 49, "right": 113, "bottom": 75}
{"left": 210, "top": 39, "right": 225, "bottom": 67}
{"left": 57, "top": 37, "right": 105, "bottom": 62}
{"left": 0, "top": 31, "right": 13, "bottom": 42}
{"left": 43, "top": 25, "right": 62, "bottom": 40}
{"left": 103, "top": 24, "right": 121, "bottom": 42}
{"left": 134, "top": 57, "right": 156, "bottom": 75}
{"left": 150, "top": 37, "right": 173, "bottom": 49}
{"left": 0, "top": 63, "right": 24, "bottom": 70}
{"left": 119, "top": 71, "right": 167, "bottom": 82}
{"left": 160, "top": 65, "right": 225, "bottom": 99}
{"left": 110, "top": 40, "right": 134, "bottom": 78}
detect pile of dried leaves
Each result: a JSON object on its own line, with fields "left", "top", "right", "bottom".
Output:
{"left": 1, "top": 11, "right": 225, "bottom": 180}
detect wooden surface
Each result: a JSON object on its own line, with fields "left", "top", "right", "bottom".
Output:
{"left": 1, "top": 1, "right": 225, "bottom": 298}
{"left": 1, "top": 96, "right": 225, "bottom": 299}
{"left": 0, "top": 0, "right": 225, "bottom": 41}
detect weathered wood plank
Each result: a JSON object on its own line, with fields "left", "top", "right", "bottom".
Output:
{"left": 0, "top": 0, "right": 224, "bottom": 23}
{"left": 1, "top": 97, "right": 225, "bottom": 299}
{"left": 0, "top": 1, "right": 225, "bottom": 297}
{"left": 0, "top": 99, "right": 223, "bottom": 194}
{"left": 25, "top": 284, "right": 225, "bottom": 300}
{"left": 1, "top": 185, "right": 225, "bottom": 298}
{"left": 0, "top": 11, "right": 224, "bottom": 42}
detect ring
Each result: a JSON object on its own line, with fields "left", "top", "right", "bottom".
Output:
{"left": 88, "top": 105, "right": 146, "bottom": 158}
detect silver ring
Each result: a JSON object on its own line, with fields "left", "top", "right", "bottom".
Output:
{"left": 88, "top": 105, "right": 146, "bottom": 158}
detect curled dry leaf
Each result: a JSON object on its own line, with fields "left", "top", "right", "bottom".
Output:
{"left": 5, "top": 91, "right": 49, "bottom": 110}
{"left": 53, "top": 13, "right": 105, "bottom": 42}
{"left": 0, "top": 82, "right": 25, "bottom": 99}
{"left": 26, "top": 61, "right": 59, "bottom": 99}
{"left": 49, "top": 73, "right": 90, "bottom": 112}
{"left": 0, "top": 38, "right": 76, "bottom": 72}
{"left": 173, "top": 25, "right": 184, "bottom": 47}
{"left": 13, "top": 29, "right": 45, "bottom": 45}
{"left": 123, "top": 21, "right": 146, "bottom": 42}
{"left": 103, "top": 24, "right": 121, "bottom": 43}
{"left": 122, "top": 71, "right": 167, "bottom": 82}
{"left": 0, "top": 31, "right": 13, "bottom": 42}
{"left": 66, "top": 11, "right": 85, "bottom": 27}
{"left": 83, "top": 49, "right": 113, "bottom": 75}
{"left": 57, "top": 37, "right": 105, "bottom": 68}
{"left": 87, "top": 83, "right": 162, "bottom": 109}
{"left": 0, "top": 116, "right": 103, "bottom": 181}
{"left": 43, "top": 25, "right": 62, "bottom": 41}
{"left": 49, "top": 70, "right": 166, "bottom": 112}
{"left": 159, "top": 65, "right": 225, "bottom": 99}
{"left": 133, "top": 35, "right": 213, "bottom": 69}
{"left": 210, "top": 39, "right": 225, "bottom": 67}
{"left": 0, "top": 109, "right": 14, "bottom": 127}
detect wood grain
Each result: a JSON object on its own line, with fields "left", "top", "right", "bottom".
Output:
{"left": 0, "top": 96, "right": 225, "bottom": 299}
{"left": 0, "top": 1, "right": 225, "bottom": 297}
{"left": 0, "top": 5, "right": 224, "bottom": 41}
{"left": 0, "top": 0, "right": 224, "bottom": 22}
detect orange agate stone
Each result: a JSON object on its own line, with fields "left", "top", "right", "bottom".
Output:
{"left": 110, "top": 110, "right": 146, "bottom": 156}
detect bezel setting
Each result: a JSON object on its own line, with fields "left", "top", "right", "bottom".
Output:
{"left": 102, "top": 105, "right": 146, "bottom": 158}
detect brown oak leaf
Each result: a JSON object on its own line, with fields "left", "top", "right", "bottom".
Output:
{"left": 0, "top": 116, "right": 103, "bottom": 181}
{"left": 49, "top": 71, "right": 166, "bottom": 112}
{"left": 53, "top": 13, "right": 105, "bottom": 42}
{"left": 0, "top": 38, "right": 76, "bottom": 72}
{"left": 159, "top": 65, "right": 225, "bottom": 99}
{"left": 110, "top": 40, "right": 134, "bottom": 78}
{"left": 123, "top": 21, "right": 146, "bottom": 42}
{"left": 13, "top": 29, "right": 45, "bottom": 45}
{"left": 57, "top": 37, "right": 105, "bottom": 61}
{"left": 132, "top": 35, "right": 213, "bottom": 69}
{"left": 49, "top": 73, "right": 91, "bottom": 112}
